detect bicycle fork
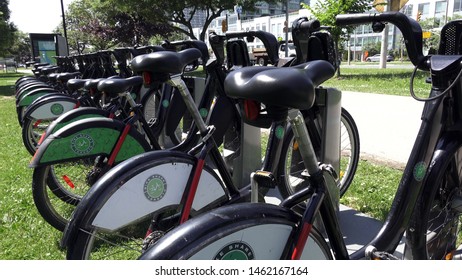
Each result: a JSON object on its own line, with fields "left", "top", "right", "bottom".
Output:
{"left": 287, "top": 110, "right": 349, "bottom": 260}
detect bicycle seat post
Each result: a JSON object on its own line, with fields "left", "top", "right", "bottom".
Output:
{"left": 168, "top": 74, "right": 208, "bottom": 135}
{"left": 288, "top": 109, "right": 320, "bottom": 175}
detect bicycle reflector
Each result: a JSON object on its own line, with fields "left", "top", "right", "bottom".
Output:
{"left": 243, "top": 99, "right": 260, "bottom": 121}
{"left": 142, "top": 72, "right": 152, "bottom": 86}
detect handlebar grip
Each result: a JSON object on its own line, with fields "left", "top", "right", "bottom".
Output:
{"left": 298, "top": 19, "right": 321, "bottom": 33}
{"left": 336, "top": 12, "right": 427, "bottom": 70}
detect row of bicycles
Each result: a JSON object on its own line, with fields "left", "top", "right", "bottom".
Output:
{"left": 16, "top": 11, "right": 462, "bottom": 260}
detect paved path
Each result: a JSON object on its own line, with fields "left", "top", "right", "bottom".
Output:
{"left": 341, "top": 90, "right": 424, "bottom": 168}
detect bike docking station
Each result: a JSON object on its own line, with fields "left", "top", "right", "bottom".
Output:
{"left": 317, "top": 87, "right": 405, "bottom": 258}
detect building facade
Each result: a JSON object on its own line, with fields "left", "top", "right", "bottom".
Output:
{"left": 349, "top": 0, "right": 462, "bottom": 61}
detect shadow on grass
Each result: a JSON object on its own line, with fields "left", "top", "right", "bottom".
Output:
{"left": 0, "top": 85, "right": 14, "bottom": 96}
{"left": 0, "top": 72, "right": 29, "bottom": 96}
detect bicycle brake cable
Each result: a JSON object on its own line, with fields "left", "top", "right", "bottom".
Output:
{"left": 410, "top": 59, "right": 462, "bottom": 102}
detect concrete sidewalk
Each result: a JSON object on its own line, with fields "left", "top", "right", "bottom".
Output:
{"left": 341, "top": 90, "right": 424, "bottom": 168}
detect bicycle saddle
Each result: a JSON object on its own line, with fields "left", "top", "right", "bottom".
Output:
{"left": 84, "top": 78, "right": 106, "bottom": 91}
{"left": 40, "top": 66, "right": 60, "bottom": 75}
{"left": 57, "top": 72, "right": 82, "bottom": 83}
{"left": 224, "top": 60, "right": 335, "bottom": 110}
{"left": 130, "top": 48, "right": 202, "bottom": 77}
{"left": 67, "top": 79, "right": 89, "bottom": 92}
{"left": 97, "top": 76, "right": 143, "bottom": 94}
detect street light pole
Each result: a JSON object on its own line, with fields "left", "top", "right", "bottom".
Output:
{"left": 60, "top": 0, "right": 69, "bottom": 54}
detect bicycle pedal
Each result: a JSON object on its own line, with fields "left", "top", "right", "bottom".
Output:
{"left": 446, "top": 244, "right": 462, "bottom": 260}
{"left": 371, "top": 250, "right": 399, "bottom": 260}
{"left": 252, "top": 170, "right": 277, "bottom": 189}
{"left": 141, "top": 230, "right": 164, "bottom": 253}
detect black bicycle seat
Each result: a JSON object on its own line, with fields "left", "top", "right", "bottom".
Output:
{"left": 67, "top": 79, "right": 89, "bottom": 92}
{"left": 97, "top": 76, "right": 143, "bottom": 94}
{"left": 224, "top": 60, "right": 335, "bottom": 110}
{"left": 84, "top": 78, "right": 106, "bottom": 90}
{"left": 57, "top": 72, "right": 82, "bottom": 83}
{"left": 130, "top": 48, "right": 202, "bottom": 77}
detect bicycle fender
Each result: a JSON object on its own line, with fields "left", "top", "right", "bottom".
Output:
{"left": 62, "top": 151, "right": 228, "bottom": 248}
{"left": 16, "top": 84, "right": 51, "bottom": 101}
{"left": 23, "top": 95, "right": 78, "bottom": 121}
{"left": 140, "top": 203, "right": 299, "bottom": 260}
{"left": 17, "top": 88, "right": 60, "bottom": 107}
{"left": 423, "top": 132, "right": 462, "bottom": 185}
{"left": 29, "top": 117, "right": 151, "bottom": 167}
{"left": 41, "top": 107, "right": 110, "bottom": 142}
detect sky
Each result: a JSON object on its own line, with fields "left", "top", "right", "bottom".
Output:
{"left": 8, "top": 0, "right": 74, "bottom": 34}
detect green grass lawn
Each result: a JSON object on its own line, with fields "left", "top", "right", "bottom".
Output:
{"left": 0, "top": 96, "right": 65, "bottom": 259}
{"left": 0, "top": 66, "right": 409, "bottom": 259}
{"left": 323, "top": 66, "right": 430, "bottom": 97}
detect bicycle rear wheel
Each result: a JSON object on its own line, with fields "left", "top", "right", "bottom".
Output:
{"left": 32, "top": 158, "right": 98, "bottom": 231}
{"left": 139, "top": 203, "right": 333, "bottom": 260}
{"left": 65, "top": 152, "right": 229, "bottom": 259}
{"left": 407, "top": 143, "right": 462, "bottom": 259}
{"left": 22, "top": 117, "right": 53, "bottom": 155}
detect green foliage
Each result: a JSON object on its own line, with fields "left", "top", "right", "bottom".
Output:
{"left": 98, "top": 0, "right": 273, "bottom": 41}
{"left": 57, "top": 0, "right": 175, "bottom": 53}
{"left": 302, "top": 0, "right": 372, "bottom": 42}
{"left": 302, "top": 0, "right": 373, "bottom": 76}
{"left": 0, "top": 0, "right": 18, "bottom": 58}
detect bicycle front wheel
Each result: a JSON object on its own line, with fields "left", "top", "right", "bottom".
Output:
{"left": 407, "top": 143, "right": 462, "bottom": 259}
{"left": 278, "top": 108, "right": 360, "bottom": 198}
{"left": 140, "top": 203, "right": 333, "bottom": 260}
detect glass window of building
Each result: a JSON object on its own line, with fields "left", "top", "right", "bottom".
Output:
{"left": 262, "top": 23, "right": 267, "bottom": 32}
{"left": 418, "top": 3, "right": 430, "bottom": 16}
{"left": 435, "top": 1, "right": 447, "bottom": 17}
{"left": 455, "top": 0, "right": 462, "bottom": 12}
{"left": 403, "top": 4, "right": 413, "bottom": 17}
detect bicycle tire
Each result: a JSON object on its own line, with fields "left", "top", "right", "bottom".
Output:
{"left": 406, "top": 141, "right": 462, "bottom": 259}
{"left": 32, "top": 158, "right": 99, "bottom": 231}
{"left": 66, "top": 151, "right": 230, "bottom": 259}
{"left": 139, "top": 203, "right": 333, "bottom": 260}
{"left": 22, "top": 117, "right": 53, "bottom": 155}
{"left": 277, "top": 107, "right": 360, "bottom": 198}
{"left": 31, "top": 118, "right": 152, "bottom": 231}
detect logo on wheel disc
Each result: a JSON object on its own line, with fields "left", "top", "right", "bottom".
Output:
{"left": 214, "top": 241, "right": 255, "bottom": 260}
{"left": 50, "top": 103, "right": 64, "bottom": 115}
{"left": 71, "top": 133, "right": 95, "bottom": 155}
{"left": 144, "top": 174, "right": 167, "bottom": 201}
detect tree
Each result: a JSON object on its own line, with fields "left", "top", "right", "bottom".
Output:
{"left": 0, "top": 0, "right": 18, "bottom": 58}
{"left": 98, "top": 0, "right": 274, "bottom": 41}
{"left": 56, "top": 0, "right": 175, "bottom": 54}
{"left": 302, "top": 0, "right": 373, "bottom": 76}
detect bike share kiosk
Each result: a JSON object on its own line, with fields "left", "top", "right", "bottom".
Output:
{"left": 29, "top": 33, "right": 68, "bottom": 64}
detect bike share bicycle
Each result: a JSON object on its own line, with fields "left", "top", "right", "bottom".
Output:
{"left": 140, "top": 12, "right": 462, "bottom": 260}
{"left": 60, "top": 26, "right": 358, "bottom": 259}
{"left": 29, "top": 42, "right": 210, "bottom": 232}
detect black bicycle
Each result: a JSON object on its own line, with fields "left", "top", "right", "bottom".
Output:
{"left": 140, "top": 12, "right": 462, "bottom": 260}
{"left": 60, "top": 29, "right": 356, "bottom": 259}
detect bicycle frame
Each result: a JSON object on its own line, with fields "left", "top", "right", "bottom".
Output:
{"left": 286, "top": 62, "right": 462, "bottom": 259}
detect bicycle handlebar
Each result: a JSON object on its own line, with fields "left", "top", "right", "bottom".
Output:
{"left": 336, "top": 12, "right": 427, "bottom": 70}
{"left": 210, "top": 30, "right": 279, "bottom": 65}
